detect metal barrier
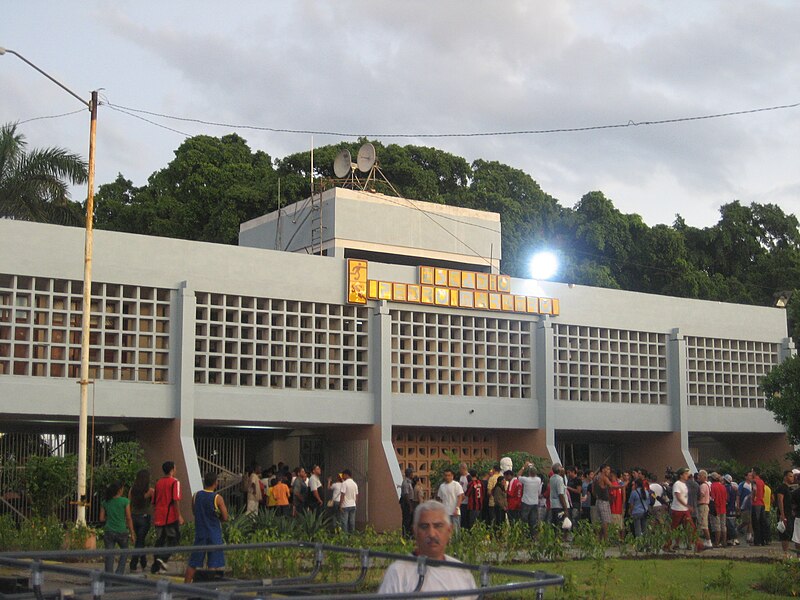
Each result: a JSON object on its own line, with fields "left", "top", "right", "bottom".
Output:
{"left": 0, "top": 541, "right": 564, "bottom": 599}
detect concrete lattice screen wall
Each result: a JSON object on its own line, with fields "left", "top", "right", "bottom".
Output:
{"left": 390, "top": 309, "right": 532, "bottom": 398}
{"left": 392, "top": 429, "right": 498, "bottom": 495}
{"left": 553, "top": 324, "right": 668, "bottom": 404}
{"left": 0, "top": 274, "right": 170, "bottom": 382}
{"left": 193, "top": 292, "right": 370, "bottom": 390}
{"left": 685, "top": 336, "right": 778, "bottom": 408}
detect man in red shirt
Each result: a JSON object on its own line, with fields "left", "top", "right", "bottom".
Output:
{"left": 709, "top": 473, "right": 728, "bottom": 547}
{"left": 151, "top": 460, "right": 184, "bottom": 574}
{"left": 465, "top": 469, "right": 483, "bottom": 529}
{"left": 608, "top": 470, "right": 626, "bottom": 541}
{"left": 505, "top": 471, "right": 522, "bottom": 521}
{"left": 750, "top": 467, "right": 767, "bottom": 546}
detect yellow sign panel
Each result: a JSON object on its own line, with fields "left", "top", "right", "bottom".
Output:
{"left": 348, "top": 260, "right": 560, "bottom": 316}
{"left": 347, "top": 259, "right": 368, "bottom": 304}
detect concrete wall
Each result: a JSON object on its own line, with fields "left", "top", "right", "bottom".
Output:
{"left": 240, "top": 188, "right": 502, "bottom": 268}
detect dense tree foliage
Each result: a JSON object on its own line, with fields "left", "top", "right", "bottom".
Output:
{"left": 0, "top": 122, "right": 87, "bottom": 225}
{"left": 96, "top": 134, "right": 277, "bottom": 244}
{"left": 88, "top": 134, "right": 800, "bottom": 328}
{"left": 760, "top": 355, "right": 800, "bottom": 466}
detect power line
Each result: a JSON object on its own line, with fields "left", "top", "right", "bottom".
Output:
{"left": 103, "top": 100, "right": 800, "bottom": 139}
{"left": 17, "top": 108, "right": 86, "bottom": 125}
{"left": 102, "top": 102, "right": 192, "bottom": 137}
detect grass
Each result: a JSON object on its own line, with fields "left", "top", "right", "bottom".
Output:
{"left": 334, "top": 555, "right": 795, "bottom": 599}
{"left": 501, "top": 557, "right": 795, "bottom": 599}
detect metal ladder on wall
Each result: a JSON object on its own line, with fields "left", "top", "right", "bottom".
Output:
{"left": 310, "top": 190, "right": 325, "bottom": 256}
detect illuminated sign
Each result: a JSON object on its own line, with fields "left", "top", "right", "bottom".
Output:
{"left": 347, "top": 259, "right": 559, "bottom": 316}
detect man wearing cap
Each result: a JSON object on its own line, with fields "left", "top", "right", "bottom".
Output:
{"left": 400, "top": 467, "right": 415, "bottom": 538}
{"left": 723, "top": 475, "right": 740, "bottom": 545}
{"left": 665, "top": 467, "right": 704, "bottom": 552}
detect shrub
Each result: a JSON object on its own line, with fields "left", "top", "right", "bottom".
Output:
{"left": 23, "top": 454, "right": 77, "bottom": 517}
{"left": 755, "top": 558, "right": 800, "bottom": 596}
{"left": 93, "top": 441, "right": 149, "bottom": 492}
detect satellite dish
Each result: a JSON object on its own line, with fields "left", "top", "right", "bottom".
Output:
{"left": 333, "top": 149, "right": 352, "bottom": 178}
{"left": 357, "top": 143, "right": 377, "bottom": 173}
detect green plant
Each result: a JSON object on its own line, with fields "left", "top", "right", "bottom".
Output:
{"left": 23, "top": 454, "right": 77, "bottom": 517}
{"left": 63, "top": 523, "right": 99, "bottom": 555}
{"left": 529, "top": 521, "right": 565, "bottom": 561}
{"left": 587, "top": 556, "right": 619, "bottom": 600}
{"left": 93, "top": 441, "right": 149, "bottom": 493}
{"left": 16, "top": 516, "right": 64, "bottom": 551}
{"left": 501, "top": 451, "right": 550, "bottom": 475}
{"left": 755, "top": 558, "right": 800, "bottom": 597}
{"left": 704, "top": 561, "right": 744, "bottom": 600}
{"left": 0, "top": 514, "right": 18, "bottom": 549}
{"left": 570, "top": 519, "right": 606, "bottom": 560}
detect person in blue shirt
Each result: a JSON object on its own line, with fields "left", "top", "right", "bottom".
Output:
{"left": 723, "top": 475, "right": 739, "bottom": 546}
{"left": 628, "top": 478, "right": 650, "bottom": 537}
{"left": 184, "top": 472, "right": 229, "bottom": 584}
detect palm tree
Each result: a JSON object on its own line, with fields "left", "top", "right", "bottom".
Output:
{"left": 0, "top": 122, "right": 88, "bottom": 225}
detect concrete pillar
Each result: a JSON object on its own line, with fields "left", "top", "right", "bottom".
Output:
{"left": 136, "top": 420, "right": 194, "bottom": 522}
{"left": 370, "top": 299, "right": 402, "bottom": 531}
{"left": 668, "top": 329, "right": 696, "bottom": 471}
{"left": 535, "top": 318, "right": 559, "bottom": 464}
{"left": 176, "top": 282, "right": 201, "bottom": 497}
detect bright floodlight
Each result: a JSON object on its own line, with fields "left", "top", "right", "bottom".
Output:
{"left": 529, "top": 251, "right": 558, "bottom": 280}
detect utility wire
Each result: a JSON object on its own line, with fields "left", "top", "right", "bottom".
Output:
{"left": 38, "top": 98, "right": 794, "bottom": 293}
{"left": 17, "top": 108, "right": 86, "bottom": 125}
{"left": 103, "top": 100, "right": 800, "bottom": 139}
{"left": 102, "top": 101, "right": 192, "bottom": 137}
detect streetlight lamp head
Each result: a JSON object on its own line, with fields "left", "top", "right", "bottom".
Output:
{"left": 0, "top": 47, "right": 7, "bottom": 55}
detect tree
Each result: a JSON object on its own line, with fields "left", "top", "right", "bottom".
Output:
{"left": 95, "top": 134, "right": 277, "bottom": 244}
{"left": 760, "top": 354, "right": 800, "bottom": 466}
{"left": 0, "top": 122, "right": 87, "bottom": 225}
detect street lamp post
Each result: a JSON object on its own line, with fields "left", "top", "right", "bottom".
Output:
{"left": 1, "top": 47, "right": 97, "bottom": 526}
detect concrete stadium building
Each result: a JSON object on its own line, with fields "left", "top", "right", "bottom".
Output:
{"left": 0, "top": 186, "right": 793, "bottom": 529}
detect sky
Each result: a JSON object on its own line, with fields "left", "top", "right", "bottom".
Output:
{"left": 2, "top": 1, "right": 799, "bottom": 229}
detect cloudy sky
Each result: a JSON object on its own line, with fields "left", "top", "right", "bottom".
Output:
{"left": 3, "top": 1, "right": 799, "bottom": 228}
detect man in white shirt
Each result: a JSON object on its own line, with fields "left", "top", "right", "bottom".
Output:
{"left": 308, "top": 465, "right": 324, "bottom": 514}
{"left": 378, "top": 500, "right": 477, "bottom": 599}
{"left": 518, "top": 462, "right": 542, "bottom": 535}
{"left": 666, "top": 466, "right": 703, "bottom": 552}
{"left": 548, "top": 463, "right": 569, "bottom": 527}
{"left": 436, "top": 468, "right": 465, "bottom": 533}
{"left": 338, "top": 469, "right": 359, "bottom": 533}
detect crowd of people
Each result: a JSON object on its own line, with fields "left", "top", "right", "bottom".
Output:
{"left": 94, "top": 455, "right": 800, "bottom": 586}
{"left": 402, "top": 459, "right": 800, "bottom": 556}
{"left": 240, "top": 462, "right": 359, "bottom": 533}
